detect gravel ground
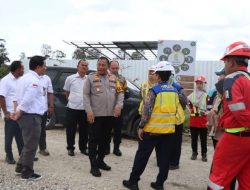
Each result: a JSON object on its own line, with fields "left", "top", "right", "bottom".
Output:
{"left": 0, "top": 120, "right": 214, "bottom": 190}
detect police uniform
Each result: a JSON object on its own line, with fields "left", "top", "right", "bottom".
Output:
{"left": 15, "top": 70, "right": 46, "bottom": 178}
{"left": 83, "top": 72, "right": 124, "bottom": 174}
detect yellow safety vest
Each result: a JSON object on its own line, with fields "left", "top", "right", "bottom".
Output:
{"left": 144, "top": 83, "right": 185, "bottom": 134}
{"left": 138, "top": 81, "right": 154, "bottom": 114}
{"left": 189, "top": 91, "right": 207, "bottom": 116}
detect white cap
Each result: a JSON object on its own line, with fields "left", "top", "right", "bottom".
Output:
{"left": 154, "top": 61, "right": 175, "bottom": 73}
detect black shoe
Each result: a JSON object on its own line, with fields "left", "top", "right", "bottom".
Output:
{"left": 202, "top": 154, "right": 208, "bottom": 162}
{"left": 68, "top": 150, "right": 75, "bottom": 156}
{"left": 98, "top": 161, "right": 111, "bottom": 171}
{"left": 90, "top": 167, "right": 101, "bottom": 177}
{"left": 39, "top": 149, "right": 50, "bottom": 156}
{"left": 113, "top": 148, "right": 122, "bottom": 156}
{"left": 151, "top": 182, "right": 164, "bottom": 190}
{"left": 34, "top": 157, "right": 39, "bottom": 161}
{"left": 122, "top": 180, "right": 139, "bottom": 190}
{"left": 15, "top": 164, "right": 22, "bottom": 175}
{"left": 190, "top": 153, "right": 198, "bottom": 160}
{"left": 81, "top": 149, "right": 89, "bottom": 156}
{"left": 169, "top": 165, "right": 179, "bottom": 170}
{"left": 21, "top": 173, "right": 42, "bottom": 181}
{"left": 5, "top": 156, "right": 16, "bottom": 165}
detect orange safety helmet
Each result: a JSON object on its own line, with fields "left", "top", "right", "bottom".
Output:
{"left": 220, "top": 41, "right": 250, "bottom": 60}
{"left": 195, "top": 75, "right": 206, "bottom": 83}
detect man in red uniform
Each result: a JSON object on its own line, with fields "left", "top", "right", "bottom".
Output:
{"left": 208, "top": 41, "right": 250, "bottom": 190}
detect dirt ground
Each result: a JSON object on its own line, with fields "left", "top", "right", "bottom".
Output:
{"left": 0, "top": 120, "right": 214, "bottom": 190}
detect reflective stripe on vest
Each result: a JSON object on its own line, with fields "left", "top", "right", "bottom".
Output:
{"left": 190, "top": 91, "right": 207, "bottom": 115}
{"left": 225, "top": 127, "right": 249, "bottom": 133}
{"left": 144, "top": 83, "right": 179, "bottom": 134}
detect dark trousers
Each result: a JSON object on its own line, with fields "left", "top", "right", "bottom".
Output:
{"left": 39, "top": 112, "right": 47, "bottom": 150}
{"left": 190, "top": 127, "right": 207, "bottom": 155}
{"left": 65, "top": 108, "right": 88, "bottom": 151}
{"left": 17, "top": 114, "right": 41, "bottom": 170}
{"left": 170, "top": 124, "right": 183, "bottom": 166}
{"left": 88, "top": 116, "right": 113, "bottom": 166}
{"left": 129, "top": 133, "right": 173, "bottom": 185}
{"left": 4, "top": 119, "right": 24, "bottom": 159}
{"left": 109, "top": 116, "right": 122, "bottom": 146}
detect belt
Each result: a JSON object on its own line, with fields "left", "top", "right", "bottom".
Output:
{"left": 23, "top": 112, "right": 42, "bottom": 117}
{"left": 226, "top": 131, "right": 250, "bottom": 137}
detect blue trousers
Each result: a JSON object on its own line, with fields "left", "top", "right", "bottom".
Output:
{"left": 4, "top": 119, "right": 23, "bottom": 159}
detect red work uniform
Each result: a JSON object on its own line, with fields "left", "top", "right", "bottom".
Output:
{"left": 209, "top": 67, "right": 250, "bottom": 190}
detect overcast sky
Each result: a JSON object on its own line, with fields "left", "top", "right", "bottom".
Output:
{"left": 1, "top": 0, "right": 250, "bottom": 62}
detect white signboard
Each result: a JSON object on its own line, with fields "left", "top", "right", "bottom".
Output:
{"left": 157, "top": 40, "right": 197, "bottom": 95}
{"left": 157, "top": 40, "right": 196, "bottom": 75}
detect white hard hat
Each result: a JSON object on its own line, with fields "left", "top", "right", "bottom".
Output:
{"left": 148, "top": 65, "right": 157, "bottom": 71}
{"left": 154, "top": 61, "right": 175, "bottom": 72}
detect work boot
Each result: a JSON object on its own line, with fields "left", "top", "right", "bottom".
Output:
{"left": 122, "top": 180, "right": 139, "bottom": 190}
{"left": 150, "top": 182, "right": 164, "bottom": 190}
{"left": 113, "top": 144, "right": 122, "bottom": 156}
{"left": 190, "top": 152, "right": 198, "bottom": 160}
{"left": 169, "top": 165, "right": 179, "bottom": 170}
{"left": 202, "top": 154, "right": 208, "bottom": 162}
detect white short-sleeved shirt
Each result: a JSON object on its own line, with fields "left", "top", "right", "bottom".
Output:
{"left": 0, "top": 73, "right": 19, "bottom": 114}
{"left": 63, "top": 73, "right": 87, "bottom": 110}
{"left": 40, "top": 75, "right": 53, "bottom": 111}
{"left": 16, "top": 71, "right": 46, "bottom": 115}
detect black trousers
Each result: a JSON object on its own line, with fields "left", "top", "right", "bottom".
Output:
{"left": 65, "top": 108, "right": 88, "bottom": 151}
{"left": 129, "top": 133, "right": 173, "bottom": 185}
{"left": 190, "top": 127, "right": 207, "bottom": 155}
{"left": 39, "top": 112, "right": 47, "bottom": 150}
{"left": 109, "top": 116, "right": 122, "bottom": 146}
{"left": 4, "top": 119, "right": 24, "bottom": 159}
{"left": 88, "top": 116, "right": 113, "bottom": 166}
{"left": 170, "top": 124, "right": 183, "bottom": 166}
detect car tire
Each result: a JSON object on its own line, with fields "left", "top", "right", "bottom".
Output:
{"left": 46, "top": 113, "right": 56, "bottom": 130}
{"left": 130, "top": 117, "right": 141, "bottom": 138}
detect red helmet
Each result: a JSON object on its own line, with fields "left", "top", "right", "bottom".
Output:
{"left": 195, "top": 75, "right": 206, "bottom": 83}
{"left": 221, "top": 41, "right": 250, "bottom": 60}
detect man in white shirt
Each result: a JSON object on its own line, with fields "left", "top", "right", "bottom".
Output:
{"left": 38, "top": 75, "right": 54, "bottom": 156}
{"left": 13, "top": 55, "right": 47, "bottom": 181}
{"left": 63, "top": 60, "right": 89, "bottom": 156}
{"left": 0, "top": 61, "right": 24, "bottom": 164}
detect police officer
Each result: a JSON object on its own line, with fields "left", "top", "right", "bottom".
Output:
{"left": 83, "top": 56, "right": 124, "bottom": 177}
{"left": 123, "top": 61, "right": 185, "bottom": 190}
{"left": 13, "top": 55, "right": 47, "bottom": 181}
{"left": 108, "top": 60, "right": 127, "bottom": 156}
{"left": 0, "top": 61, "right": 24, "bottom": 164}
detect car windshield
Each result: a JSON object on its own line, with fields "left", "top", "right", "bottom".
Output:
{"left": 127, "top": 80, "right": 140, "bottom": 92}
